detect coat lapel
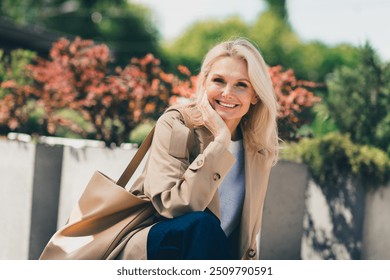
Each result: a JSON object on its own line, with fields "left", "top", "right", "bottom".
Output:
{"left": 194, "top": 121, "right": 273, "bottom": 259}
{"left": 239, "top": 146, "right": 257, "bottom": 258}
{"left": 238, "top": 136, "right": 273, "bottom": 259}
{"left": 195, "top": 126, "right": 222, "bottom": 220}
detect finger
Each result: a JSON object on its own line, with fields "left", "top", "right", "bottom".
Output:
{"left": 201, "top": 93, "right": 216, "bottom": 116}
{"left": 200, "top": 92, "right": 210, "bottom": 110}
{"left": 199, "top": 93, "right": 212, "bottom": 118}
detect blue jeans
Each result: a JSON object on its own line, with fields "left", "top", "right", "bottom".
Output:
{"left": 147, "top": 211, "right": 233, "bottom": 260}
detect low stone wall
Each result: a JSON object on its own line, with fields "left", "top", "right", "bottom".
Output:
{"left": 2, "top": 138, "right": 388, "bottom": 260}
{"left": 0, "top": 139, "right": 307, "bottom": 260}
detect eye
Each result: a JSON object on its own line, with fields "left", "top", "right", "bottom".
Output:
{"left": 212, "top": 77, "right": 224, "bottom": 84}
{"left": 236, "top": 82, "right": 248, "bottom": 88}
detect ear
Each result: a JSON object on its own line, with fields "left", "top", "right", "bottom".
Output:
{"left": 251, "top": 94, "right": 259, "bottom": 105}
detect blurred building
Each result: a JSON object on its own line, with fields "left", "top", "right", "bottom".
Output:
{"left": 0, "top": 17, "right": 66, "bottom": 57}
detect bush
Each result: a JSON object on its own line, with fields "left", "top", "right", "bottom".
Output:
{"left": 325, "top": 44, "right": 390, "bottom": 156}
{"left": 281, "top": 132, "right": 390, "bottom": 190}
{"left": 0, "top": 38, "right": 196, "bottom": 145}
{"left": 0, "top": 37, "right": 320, "bottom": 145}
{"left": 0, "top": 49, "right": 37, "bottom": 135}
{"left": 308, "top": 102, "right": 339, "bottom": 138}
{"left": 270, "top": 66, "right": 321, "bottom": 141}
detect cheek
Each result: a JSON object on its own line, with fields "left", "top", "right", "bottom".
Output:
{"left": 241, "top": 95, "right": 255, "bottom": 109}
{"left": 205, "top": 84, "right": 221, "bottom": 97}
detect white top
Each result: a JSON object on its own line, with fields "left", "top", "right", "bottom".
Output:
{"left": 218, "top": 139, "right": 245, "bottom": 237}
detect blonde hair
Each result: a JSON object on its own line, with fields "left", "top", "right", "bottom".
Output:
{"left": 189, "top": 38, "right": 279, "bottom": 161}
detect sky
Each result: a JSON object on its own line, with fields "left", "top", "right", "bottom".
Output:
{"left": 132, "top": 0, "right": 390, "bottom": 61}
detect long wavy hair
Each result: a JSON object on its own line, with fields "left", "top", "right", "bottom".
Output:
{"left": 185, "top": 38, "right": 279, "bottom": 162}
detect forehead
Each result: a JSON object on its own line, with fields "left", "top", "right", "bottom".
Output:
{"left": 208, "top": 56, "right": 249, "bottom": 79}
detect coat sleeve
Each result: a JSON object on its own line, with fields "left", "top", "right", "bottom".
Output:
{"left": 143, "top": 110, "right": 236, "bottom": 218}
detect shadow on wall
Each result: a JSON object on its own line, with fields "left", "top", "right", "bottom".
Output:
{"left": 302, "top": 178, "right": 365, "bottom": 259}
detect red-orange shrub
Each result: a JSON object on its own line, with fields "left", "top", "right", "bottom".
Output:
{"left": 0, "top": 37, "right": 319, "bottom": 144}
{"left": 270, "top": 65, "right": 321, "bottom": 141}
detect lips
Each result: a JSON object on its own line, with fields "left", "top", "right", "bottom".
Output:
{"left": 216, "top": 100, "right": 238, "bottom": 108}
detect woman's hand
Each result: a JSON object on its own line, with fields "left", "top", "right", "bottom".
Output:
{"left": 198, "top": 92, "right": 231, "bottom": 148}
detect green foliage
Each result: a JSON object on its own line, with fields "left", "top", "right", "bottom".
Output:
{"left": 0, "top": 49, "right": 36, "bottom": 98}
{"left": 293, "top": 42, "right": 360, "bottom": 82}
{"left": 309, "top": 103, "right": 339, "bottom": 138}
{"left": 22, "top": 100, "right": 46, "bottom": 135}
{"left": 263, "top": 0, "right": 288, "bottom": 20}
{"left": 0, "top": 49, "right": 37, "bottom": 135}
{"left": 250, "top": 10, "right": 299, "bottom": 67}
{"left": 325, "top": 44, "right": 390, "bottom": 155}
{"left": 47, "top": 1, "right": 161, "bottom": 65}
{"left": 0, "top": 0, "right": 43, "bottom": 24}
{"left": 163, "top": 16, "right": 250, "bottom": 74}
{"left": 250, "top": 10, "right": 360, "bottom": 82}
{"left": 0, "top": 0, "right": 160, "bottom": 66}
{"left": 281, "top": 133, "right": 390, "bottom": 190}
{"left": 164, "top": 4, "right": 359, "bottom": 83}
{"left": 129, "top": 121, "right": 155, "bottom": 146}
{"left": 53, "top": 109, "right": 94, "bottom": 139}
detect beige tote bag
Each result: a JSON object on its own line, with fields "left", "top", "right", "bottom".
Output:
{"left": 39, "top": 128, "right": 156, "bottom": 260}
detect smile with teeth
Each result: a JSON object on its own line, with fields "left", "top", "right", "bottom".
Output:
{"left": 216, "top": 100, "right": 238, "bottom": 108}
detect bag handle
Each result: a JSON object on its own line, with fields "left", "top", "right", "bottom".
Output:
{"left": 117, "top": 127, "right": 155, "bottom": 188}
{"left": 116, "top": 106, "right": 190, "bottom": 188}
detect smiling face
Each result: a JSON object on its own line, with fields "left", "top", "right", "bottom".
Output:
{"left": 204, "top": 56, "right": 258, "bottom": 134}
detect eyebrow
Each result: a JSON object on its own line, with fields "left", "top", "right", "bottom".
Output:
{"left": 211, "top": 73, "right": 251, "bottom": 83}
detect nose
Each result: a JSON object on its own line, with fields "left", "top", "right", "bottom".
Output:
{"left": 221, "top": 84, "right": 233, "bottom": 99}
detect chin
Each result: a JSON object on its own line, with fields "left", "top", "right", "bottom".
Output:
{"left": 215, "top": 110, "right": 236, "bottom": 120}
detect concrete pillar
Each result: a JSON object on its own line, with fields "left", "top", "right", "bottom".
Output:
{"left": 0, "top": 140, "right": 35, "bottom": 260}
{"left": 362, "top": 185, "right": 390, "bottom": 259}
{"left": 260, "top": 160, "right": 308, "bottom": 259}
{"left": 28, "top": 144, "right": 64, "bottom": 260}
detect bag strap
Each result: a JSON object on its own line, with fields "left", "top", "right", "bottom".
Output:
{"left": 116, "top": 105, "right": 192, "bottom": 188}
{"left": 117, "top": 127, "right": 155, "bottom": 188}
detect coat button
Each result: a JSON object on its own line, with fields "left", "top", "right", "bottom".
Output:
{"left": 213, "top": 173, "right": 221, "bottom": 181}
{"left": 197, "top": 159, "right": 203, "bottom": 166}
{"left": 248, "top": 249, "right": 256, "bottom": 258}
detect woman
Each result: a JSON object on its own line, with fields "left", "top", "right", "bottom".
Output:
{"left": 117, "top": 38, "right": 279, "bottom": 260}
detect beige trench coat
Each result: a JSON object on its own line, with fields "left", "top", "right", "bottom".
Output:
{"left": 117, "top": 104, "right": 274, "bottom": 260}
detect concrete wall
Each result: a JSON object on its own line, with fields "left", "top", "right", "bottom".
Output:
{"left": 3, "top": 138, "right": 388, "bottom": 260}
{"left": 0, "top": 138, "right": 140, "bottom": 260}
{"left": 304, "top": 179, "right": 366, "bottom": 260}
{"left": 0, "top": 140, "right": 35, "bottom": 260}
{"left": 362, "top": 186, "right": 390, "bottom": 259}
{"left": 57, "top": 145, "right": 143, "bottom": 228}
{"left": 1, "top": 138, "right": 307, "bottom": 260}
